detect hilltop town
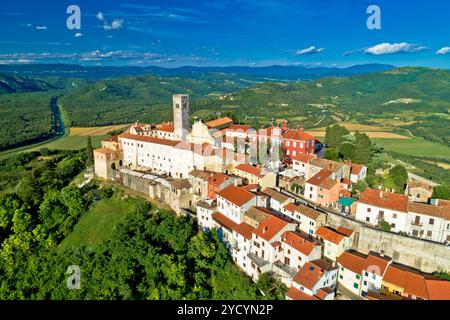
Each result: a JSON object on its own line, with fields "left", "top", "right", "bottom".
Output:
{"left": 94, "top": 94, "right": 450, "bottom": 300}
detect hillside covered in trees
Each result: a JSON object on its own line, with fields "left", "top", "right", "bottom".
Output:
{"left": 0, "top": 150, "right": 285, "bottom": 299}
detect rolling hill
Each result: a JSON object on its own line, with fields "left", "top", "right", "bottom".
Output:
{"left": 0, "top": 63, "right": 394, "bottom": 81}
{"left": 0, "top": 74, "right": 57, "bottom": 94}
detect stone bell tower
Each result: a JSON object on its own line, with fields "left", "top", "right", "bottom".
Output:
{"left": 173, "top": 94, "right": 190, "bottom": 141}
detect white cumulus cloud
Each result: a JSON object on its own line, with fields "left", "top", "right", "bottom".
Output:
{"left": 436, "top": 47, "right": 450, "bottom": 55}
{"left": 96, "top": 12, "right": 104, "bottom": 21}
{"left": 104, "top": 18, "right": 124, "bottom": 31}
{"left": 74, "top": 33, "right": 83, "bottom": 38}
{"left": 36, "top": 25, "right": 48, "bottom": 30}
{"left": 295, "top": 46, "right": 324, "bottom": 55}
{"left": 365, "top": 42, "right": 426, "bottom": 55}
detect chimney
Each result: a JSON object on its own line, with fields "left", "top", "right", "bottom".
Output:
{"left": 283, "top": 120, "right": 288, "bottom": 130}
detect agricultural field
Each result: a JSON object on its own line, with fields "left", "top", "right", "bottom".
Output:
{"left": 0, "top": 125, "right": 125, "bottom": 160}
{"left": 372, "top": 137, "right": 450, "bottom": 159}
{"left": 307, "top": 122, "right": 411, "bottom": 139}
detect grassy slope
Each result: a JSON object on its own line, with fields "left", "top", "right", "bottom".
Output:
{"left": 60, "top": 193, "right": 145, "bottom": 250}
{"left": 373, "top": 137, "right": 450, "bottom": 159}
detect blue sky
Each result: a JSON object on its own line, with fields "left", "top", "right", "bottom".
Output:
{"left": 1, "top": 0, "right": 450, "bottom": 68}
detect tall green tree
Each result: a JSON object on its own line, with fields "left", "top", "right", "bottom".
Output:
{"left": 86, "top": 136, "right": 94, "bottom": 166}
{"left": 387, "top": 165, "right": 408, "bottom": 193}
{"left": 325, "top": 124, "right": 349, "bottom": 148}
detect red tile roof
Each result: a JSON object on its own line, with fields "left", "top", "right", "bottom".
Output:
{"left": 261, "top": 188, "right": 291, "bottom": 203}
{"left": 425, "top": 279, "right": 450, "bottom": 300}
{"left": 293, "top": 259, "right": 333, "bottom": 290}
{"left": 339, "top": 189, "right": 352, "bottom": 198}
{"left": 358, "top": 188, "right": 409, "bottom": 213}
{"left": 306, "top": 169, "right": 338, "bottom": 189}
{"left": 226, "top": 124, "right": 253, "bottom": 132}
{"left": 217, "top": 185, "right": 255, "bottom": 207}
{"left": 315, "top": 287, "right": 333, "bottom": 300}
{"left": 348, "top": 162, "right": 365, "bottom": 175}
{"left": 337, "top": 251, "right": 367, "bottom": 275}
{"left": 336, "top": 226, "right": 354, "bottom": 237}
{"left": 206, "top": 117, "right": 233, "bottom": 128}
{"left": 408, "top": 201, "right": 450, "bottom": 220}
{"left": 283, "top": 129, "right": 315, "bottom": 142}
{"left": 341, "top": 178, "right": 353, "bottom": 186}
{"left": 286, "top": 287, "right": 319, "bottom": 300}
{"left": 253, "top": 215, "right": 289, "bottom": 241}
{"left": 235, "top": 164, "right": 263, "bottom": 177}
{"left": 208, "top": 173, "right": 230, "bottom": 186}
{"left": 281, "top": 231, "right": 316, "bottom": 256}
{"left": 233, "top": 223, "right": 255, "bottom": 240}
{"left": 292, "top": 153, "right": 316, "bottom": 163}
{"left": 118, "top": 132, "right": 179, "bottom": 147}
{"left": 94, "top": 147, "right": 121, "bottom": 155}
{"left": 315, "top": 226, "right": 348, "bottom": 245}
{"left": 283, "top": 203, "right": 322, "bottom": 221}
{"left": 383, "top": 265, "right": 429, "bottom": 300}
{"left": 364, "top": 253, "right": 391, "bottom": 276}
{"left": 212, "top": 212, "right": 237, "bottom": 230}
{"left": 156, "top": 122, "right": 174, "bottom": 132}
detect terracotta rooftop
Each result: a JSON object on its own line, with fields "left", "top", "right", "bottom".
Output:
{"left": 196, "top": 199, "right": 217, "bottom": 210}
{"left": 337, "top": 251, "right": 367, "bottom": 275}
{"left": 233, "top": 223, "right": 255, "bottom": 240}
{"left": 189, "top": 169, "right": 214, "bottom": 181}
{"left": 235, "top": 164, "right": 263, "bottom": 178}
{"left": 408, "top": 180, "right": 434, "bottom": 192}
{"left": 293, "top": 259, "right": 334, "bottom": 290}
{"left": 226, "top": 124, "right": 253, "bottom": 133}
{"left": 347, "top": 161, "right": 365, "bottom": 175}
{"left": 118, "top": 132, "right": 180, "bottom": 147}
{"left": 102, "top": 135, "right": 119, "bottom": 143}
{"left": 339, "top": 189, "right": 352, "bottom": 198}
{"left": 94, "top": 147, "right": 121, "bottom": 155}
{"left": 217, "top": 185, "right": 255, "bottom": 207}
{"left": 283, "top": 129, "right": 315, "bottom": 142}
{"left": 261, "top": 188, "right": 291, "bottom": 204}
{"left": 281, "top": 231, "right": 316, "bottom": 256}
{"left": 155, "top": 122, "right": 174, "bottom": 132}
{"left": 315, "top": 226, "right": 349, "bottom": 245}
{"left": 364, "top": 252, "right": 391, "bottom": 276}
{"left": 292, "top": 153, "right": 316, "bottom": 163}
{"left": 283, "top": 203, "right": 322, "bottom": 221}
{"left": 306, "top": 169, "right": 338, "bottom": 189}
{"left": 170, "top": 179, "right": 192, "bottom": 190}
{"left": 253, "top": 215, "right": 289, "bottom": 242}
{"left": 382, "top": 264, "right": 429, "bottom": 300}
{"left": 358, "top": 188, "right": 409, "bottom": 213}
{"left": 205, "top": 117, "right": 233, "bottom": 128}
{"left": 212, "top": 212, "right": 237, "bottom": 231}
{"left": 286, "top": 287, "right": 319, "bottom": 300}
{"left": 208, "top": 173, "right": 230, "bottom": 186}
{"left": 244, "top": 206, "right": 275, "bottom": 228}
{"left": 336, "top": 226, "right": 354, "bottom": 237}
{"left": 425, "top": 279, "right": 450, "bottom": 300}
{"left": 408, "top": 201, "right": 450, "bottom": 220}
{"left": 310, "top": 158, "right": 344, "bottom": 172}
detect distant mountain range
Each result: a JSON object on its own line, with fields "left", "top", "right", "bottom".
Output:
{"left": 0, "top": 74, "right": 57, "bottom": 94}
{"left": 0, "top": 63, "right": 395, "bottom": 81}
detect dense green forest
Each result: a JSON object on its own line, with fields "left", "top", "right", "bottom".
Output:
{"left": 192, "top": 67, "right": 450, "bottom": 140}
{"left": 0, "top": 92, "right": 56, "bottom": 151}
{"left": 0, "top": 150, "right": 285, "bottom": 299}
{"left": 59, "top": 75, "right": 249, "bottom": 127}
